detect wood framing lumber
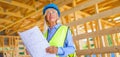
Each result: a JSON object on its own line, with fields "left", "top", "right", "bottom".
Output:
{"left": 0, "top": 0, "right": 35, "bottom": 10}
{"left": 0, "top": 11, "right": 23, "bottom": 17}
{"left": 76, "top": 46, "right": 120, "bottom": 55}
{"left": 0, "top": 9, "right": 42, "bottom": 32}
{"left": 66, "top": 6, "right": 120, "bottom": 26}
{"left": 73, "top": 26, "right": 120, "bottom": 40}
{"left": 61, "top": 0, "right": 104, "bottom": 16}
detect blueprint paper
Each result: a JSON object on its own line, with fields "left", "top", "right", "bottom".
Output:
{"left": 18, "top": 26, "right": 56, "bottom": 57}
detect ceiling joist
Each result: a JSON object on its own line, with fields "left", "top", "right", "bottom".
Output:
{"left": 9, "top": 0, "right": 74, "bottom": 34}
{"left": 54, "top": 0, "right": 73, "bottom": 7}
{"left": 0, "top": 0, "right": 36, "bottom": 10}
{"left": 10, "top": 19, "right": 43, "bottom": 35}
{"left": 0, "top": 9, "right": 42, "bottom": 32}
{"left": 0, "top": 10, "right": 23, "bottom": 17}
{"left": 0, "top": 0, "right": 74, "bottom": 32}
{"left": 61, "top": 0, "right": 104, "bottom": 16}
{"left": 0, "top": 19, "right": 13, "bottom": 23}
{"left": 101, "top": 19, "right": 115, "bottom": 26}
{"left": 84, "top": 0, "right": 118, "bottom": 12}
{"left": 0, "top": 25, "right": 5, "bottom": 28}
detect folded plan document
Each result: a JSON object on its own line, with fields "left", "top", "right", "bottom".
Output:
{"left": 18, "top": 26, "right": 56, "bottom": 57}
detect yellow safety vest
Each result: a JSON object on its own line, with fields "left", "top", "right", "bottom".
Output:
{"left": 44, "top": 25, "right": 76, "bottom": 57}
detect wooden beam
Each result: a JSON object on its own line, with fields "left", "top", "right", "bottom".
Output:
{"left": 66, "top": 6, "right": 120, "bottom": 26}
{"left": 52, "top": 0, "right": 73, "bottom": 8}
{"left": 53, "top": 0, "right": 61, "bottom": 4}
{"left": 0, "top": 7, "right": 3, "bottom": 11}
{"left": 0, "top": 11, "right": 23, "bottom": 17}
{"left": 61, "top": 0, "right": 104, "bottom": 16}
{"left": 101, "top": 19, "right": 115, "bottom": 26}
{"left": 10, "top": 19, "right": 43, "bottom": 34}
{"left": 5, "top": 22, "right": 23, "bottom": 35}
{"left": 0, "top": 0, "right": 35, "bottom": 10}
{"left": 73, "top": 26, "right": 120, "bottom": 40}
{"left": 115, "top": 23, "right": 120, "bottom": 26}
{"left": 84, "top": 0, "right": 118, "bottom": 12}
{"left": 0, "top": 35, "right": 19, "bottom": 38}
{"left": 0, "top": 25, "right": 5, "bottom": 28}
{"left": 0, "top": 8, "right": 42, "bottom": 32}
{"left": 77, "top": 46, "right": 120, "bottom": 55}
{"left": 63, "top": 5, "right": 115, "bottom": 27}
{"left": 57, "top": 0, "right": 73, "bottom": 7}
{"left": 0, "top": 19, "right": 13, "bottom": 23}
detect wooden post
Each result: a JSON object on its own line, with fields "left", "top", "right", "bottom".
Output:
{"left": 90, "top": 21, "right": 99, "bottom": 57}
{"left": 95, "top": 4, "right": 105, "bottom": 57}
{"left": 84, "top": 23, "right": 92, "bottom": 57}
{"left": 101, "top": 22, "right": 108, "bottom": 57}
{"left": 72, "top": 0, "right": 80, "bottom": 57}
{"left": 110, "top": 33, "right": 119, "bottom": 57}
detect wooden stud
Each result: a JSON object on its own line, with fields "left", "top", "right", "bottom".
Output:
{"left": 66, "top": 6, "right": 120, "bottom": 26}
{"left": 84, "top": 23, "right": 92, "bottom": 57}
{"left": 90, "top": 21, "right": 99, "bottom": 57}
{"left": 95, "top": 4, "right": 105, "bottom": 57}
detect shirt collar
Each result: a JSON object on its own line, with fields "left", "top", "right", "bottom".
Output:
{"left": 48, "top": 23, "right": 61, "bottom": 31}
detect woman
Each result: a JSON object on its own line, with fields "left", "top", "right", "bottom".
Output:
{"left": 43, "top": 3, "right": 76, "bottom": 57}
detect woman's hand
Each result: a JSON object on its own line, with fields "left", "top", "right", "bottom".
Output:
{"left": 46, "top": 46, "right": 58, "bottom": 54}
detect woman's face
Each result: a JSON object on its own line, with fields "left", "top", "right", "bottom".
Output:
{"left": 45, "top": 8, "right": 59, "bottom": 24}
